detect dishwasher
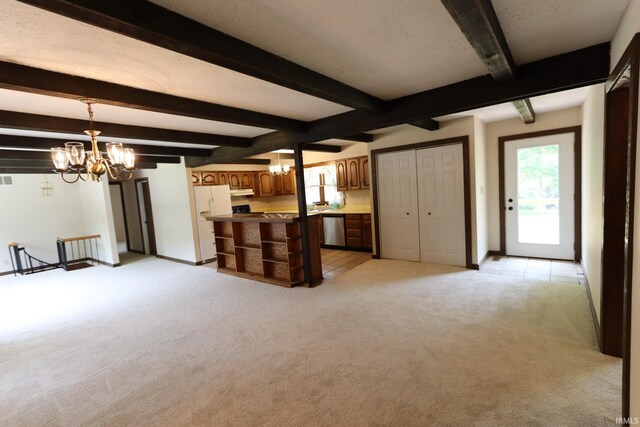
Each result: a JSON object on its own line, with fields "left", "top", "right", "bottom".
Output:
{"left": 322, "top": 214, "right": 346, "bottom": 248}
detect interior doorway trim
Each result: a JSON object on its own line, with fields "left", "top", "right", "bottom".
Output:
{"left": 108, "top": 181, "right": 130, "bottom": 252}
{"left": 498, "top": 126, "right": 582, "bottom": 261}
{"left": 371, "top": 136, "right": 473, "bottom": 268}
{"left": 134, "top": 177, "right": 157, "bottom": 256}
{"left": 604, "top": 33, "right": 639, "bottom": 419}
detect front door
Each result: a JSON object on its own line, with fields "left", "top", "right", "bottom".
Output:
{"left": 417, "top": 144, "right": 466, "bottom": 266}
{"left": 504, "top": 133, "right": 574, "bottom": 259}
{"left": 377, "top": 150, "right": 420, "bottom": 261}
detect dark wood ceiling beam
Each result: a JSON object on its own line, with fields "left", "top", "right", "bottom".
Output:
{"left": 216, "top": 159, "right": 271, "bottom": 165}
{"left": 0, "top": 150, "right": 179, "bottom": 164}
{"left": 17, "top": 0, "right": 387, "bottom": 113}
{"left": 336, "top": 133, "right": 374, "bottom": 143}
{"left": 512, "top": 98, "right": 535, "bottom": 124}
{"left": 408, "top": 118, "right": 440, "bottom": 131}
{"left": 441, "top": 0, "right": 536, "bottom": 123}
{"left": 187, "top": 43, "right": 608, "bottom": 165}
{"left": 0, "top": 134, "right": 213, "bottom": 157}
{"left": 0, "top": 61, "right": 306, "bottom": 132}
{"left": 302, "top": 144, "right": 342, "bottom": 153}
{"left": 0, "top": 110, "right": 250, "bottom": 147}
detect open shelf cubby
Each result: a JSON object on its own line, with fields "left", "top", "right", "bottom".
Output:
{"left": 212, "top": 219, "right": 310, "bottom": 287}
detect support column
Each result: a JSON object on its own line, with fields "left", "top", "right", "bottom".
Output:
{"left": 294, "top": 145, "right": 312, "bottom": 285}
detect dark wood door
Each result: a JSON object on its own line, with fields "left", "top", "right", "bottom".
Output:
{"left": 347, "top": 158, "right": 361, "bottom": 190}
{"left": 258, "top": 172, "right": 274, "bottom": 196}
{"left": 228, "top": 172, "right": 241, "bottom": 189}
{"left": 140, "top": 180, "right": 157, "bottom": 255}
{"left": 201, "top": 172, "right": 218, "bottom": 186}
{"left": 359, "top": 156, "right": 370, "bottom": 189}
{"left": 336, "top": 160, "right": 348, "bottom": 191}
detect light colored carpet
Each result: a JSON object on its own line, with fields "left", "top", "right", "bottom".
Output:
{"left": 0, "top": 254, "right": 621, "bottom": 426}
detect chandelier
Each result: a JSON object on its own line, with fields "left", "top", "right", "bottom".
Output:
{"left": 50, "top": 99, "right": 135, "bottom": 183}
{"left": 269, "top": 153, "right": 290, "bottom": 176}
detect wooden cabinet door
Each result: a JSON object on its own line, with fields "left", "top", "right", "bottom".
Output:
{"left": 317, "top": 215, "right": 324, "bottom": 245}
{"left": 192, "top": 171, "right": 201, "bottom": 186}
{"left": 345, "top": 214, "right": 363, "bottom": 248}
{"left": 240, "top": 172, "right": 252, "bottom": 189}
{"left": 347, "top": 158, "right": 361, "bottom": 190}
{"left": 201, "top": 171, "right": 219, "bottom": 186}
{"left": 362, "top": 214, "right": 372, "bottom": 249}
{"left": 336, "top": 160, "right": 348, "bottom": 191}
{"left": 258, "top": 172, "right": 274, "bottom": 196}
{"left": 218, "top": 172, "right": 229, "bottom": 186}
{"left": 251, "top": 172, "right": 261, "bottom": 196}
{"left": 273, "top": 174, "right": 284, "bottom": 195}
{"left": 359, "top": 156, "right": 370, "bottom": 189}
{"left": 228, "top": 172, "right": 241, "bottom": 189}
{"left": 283, "top": 168, "right": 296, "bottom": 195}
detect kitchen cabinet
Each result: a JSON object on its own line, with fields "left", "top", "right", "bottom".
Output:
{"left": 251, "top": 172, "right": 261, "bottom": 196}
{"left": 258, "top": 172, "right": 275, "bottom": 196}
{"left": 359, "top": 156, "right": 370, "bottom": 189}
{"left": 240, "top": 172, "right": 252, "bottom": 189}
{"left": 228, "top": 172, "right": 241, "bottom": 189}
{"left": 347, "top": 158, "right": 361, "bottom": 190}
{"left": 345, "top": 214, "right": 372, "bottom": 250}
{"left": 192, "top": 171, "right": 202, "bottom": 186}
{"left": 336, "top": 160, "right": 348, "bottom": 191}
{"left": 274, "top": 168, "right": 296, "bottom": 195}
{"left": 218, "top": 172, "right": 229, "bottom": 186}
{"left": 201, "top": 171, "right": 219, "bottom": 186}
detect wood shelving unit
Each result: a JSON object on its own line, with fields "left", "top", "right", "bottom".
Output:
{"left": 212, "top": 216, "right": 321, "bottom": 287}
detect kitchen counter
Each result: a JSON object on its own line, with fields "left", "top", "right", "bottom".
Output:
{"left": 261, "top": 205, "right": 372, "bottom": 215}
{"left": 207, "top": 213, "right": 306, "bottom": 223}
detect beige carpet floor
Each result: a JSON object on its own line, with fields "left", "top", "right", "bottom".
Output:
{"left": 0, "top": 254, "right": 621, "bottom": 426}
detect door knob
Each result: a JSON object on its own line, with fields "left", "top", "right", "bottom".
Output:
{"left": 406, "top": 212, "right": 410, "bottom": 215}
{"left": 428, "top": 212, "right": 431, "bottom": 215}
{"left": 508, "top": 198, "right": 513, "bottom": 203}
{"left": 508, "top": 207, "right": 513, "bottom": 211}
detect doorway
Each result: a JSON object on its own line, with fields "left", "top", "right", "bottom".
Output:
{"left": 372, "top": 137, "right": 472, "bottom": 268}
{"left": 503, "top": 133, "right": 575, "bottom": 259}
{"left": 498, "top": 127, "right": 582, "bottom": 261}
{"left": 108, "top": 182, "right": 130, "bottom": 253}
{"left": 135, "top": 178, "right": 157, "bottom": 256}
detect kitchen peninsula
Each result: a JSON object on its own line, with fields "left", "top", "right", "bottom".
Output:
{"left": 207, "top": 213, "right": 323, "bottom": 287}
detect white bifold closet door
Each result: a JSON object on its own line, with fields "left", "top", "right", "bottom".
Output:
{"left": 416, "top": 145, "right": 466, "bottom": 266}
{"left": 378, "top": 144, "right": 466, "bottom": 266}
{"left": 377, "top": 150, "right": 420, "bottom": 261}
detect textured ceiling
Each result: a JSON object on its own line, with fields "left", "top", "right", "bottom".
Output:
{"left": 0, "top": 0, "right": 631, "bottom": 150}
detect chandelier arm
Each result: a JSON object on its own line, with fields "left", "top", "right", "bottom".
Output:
{"left": 59, "top": 170, "right": 82, "bottom": 184}
{"left": 119, "top": 169, "right": 134, "bottom": 181}
{"left": 105, "top": 162, "right": 120, "bottom": 180}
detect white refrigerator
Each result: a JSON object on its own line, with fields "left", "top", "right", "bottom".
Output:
{"left": 193, "top": 185, "right": 232, "bottom": 263}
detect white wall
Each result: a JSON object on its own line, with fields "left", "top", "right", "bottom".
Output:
{"left": 0, "top": 173, "right": 120, "bottom": 273}
{"left": 474, "top": 117, "right": 488, "bottom": 261}
{"left": 77, "top": 178, "right": 119, "bottom": 266}
{"left": 581, "top": 84, "right": 606, "bottom": 325}
{"left": 611, "top": 4, "right": 640, "bottom": 417}
{"left": 484, "top": 107, "right": 583, "bottom": 251}
{"left": 368, "top": 118, "right": 485, "bottom": 264}
{"left": 136, "top": 161, "right": 199, "bottom": 263}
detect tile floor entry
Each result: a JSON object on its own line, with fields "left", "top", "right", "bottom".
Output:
{"left": 479, "top": 256, "right": 584, "bottom": 285}
{"left": 321, "top": 248, "right": 371, "bottom": 281}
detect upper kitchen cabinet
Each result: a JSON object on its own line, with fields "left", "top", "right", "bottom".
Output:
{"left": 359, "top": 156, "right": 370, "bottom": 189}
{"left": 258, "top": 172, "right": 275, "bottom": 196}
{"left": 192, "top": 171, "right": 202, "bottom": 186}
{"left": 347, "top": 158, "right": 361, "bottom": 190}
{"left": 201, "top": 171, "right": 219, "bottom": 186}
{"left": 336, "top": 160, "right": 348, "bottom": 191}
{"left": 228, "top": 172, "right": 242, "bottom": 189}
{"left": 274, "top": 168, "right": 296, "bottom": 195}
{"left": 240, "top": 172, "right": 252, "bottom": 189}
{"left": 218, "top": 172, "right": 229, "bottom": 186}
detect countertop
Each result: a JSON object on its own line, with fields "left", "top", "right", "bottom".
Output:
{"left": 261, "top": 205, "right": 372, "bottom": 215}
{"left": 206, "top": 213, "right": 303, "bottom": 223}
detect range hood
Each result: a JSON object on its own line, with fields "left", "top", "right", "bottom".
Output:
{"left": 229, "top": 188, "right": 255, "bottom": 197}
